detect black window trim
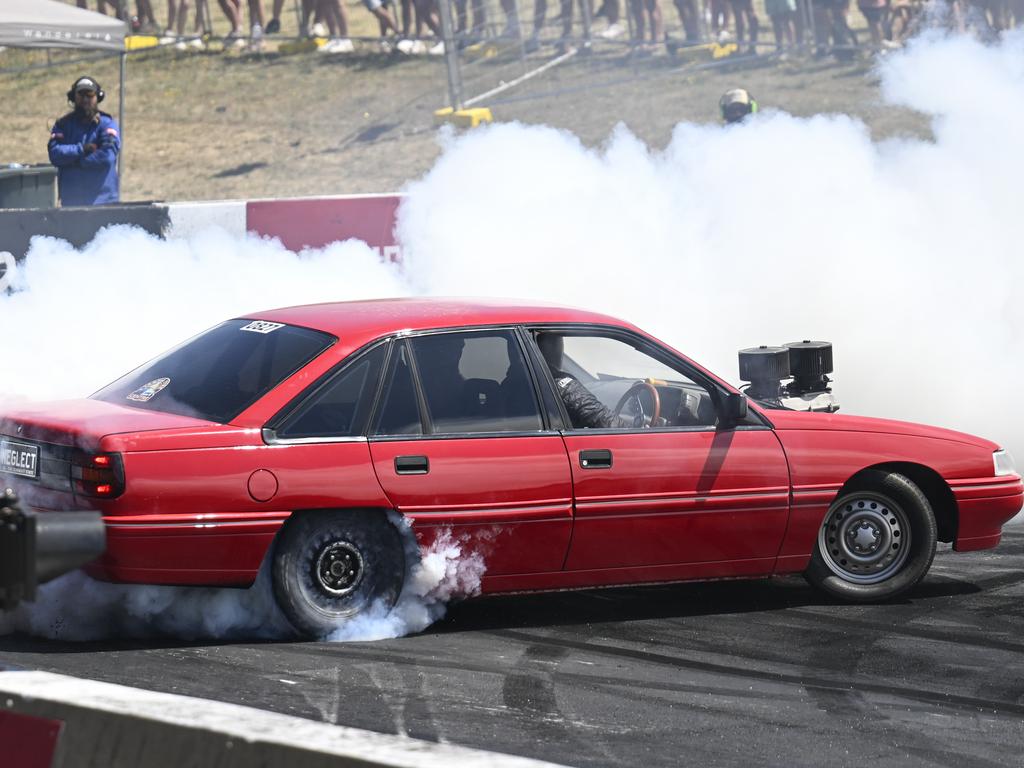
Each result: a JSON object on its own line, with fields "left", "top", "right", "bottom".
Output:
{"left": 262, "top": 338, "right": 391, "bottom": 445}
{"left": 522, "top": 323, "right": 771, "bottom": 434}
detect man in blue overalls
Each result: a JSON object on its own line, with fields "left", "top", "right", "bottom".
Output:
{"left": 48, "top": 76, "right": 120, "bottom": 206}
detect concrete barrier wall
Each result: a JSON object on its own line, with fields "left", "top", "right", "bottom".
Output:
{"left": 1, "top": 671, "right": 562, "bottom": 768}
{"left": 0, "top": 194, "right": 403, "bottom": 262}
{"left": 0, "top": 204, "right": 171, "bottom": 261}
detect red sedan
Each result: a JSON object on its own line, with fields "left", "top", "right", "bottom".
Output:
{"left": 1, "top": 299, "right": 1019, "bottom": 637}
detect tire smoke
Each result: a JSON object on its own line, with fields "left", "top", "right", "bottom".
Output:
{"left": 0, "top": 523, "right": 484, "bottom": 642}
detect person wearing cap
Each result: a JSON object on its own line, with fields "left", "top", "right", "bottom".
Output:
{"left": 720, "top": 88, "right": 757, "bottom": 124}
{"left": 47, "top": 77, "right": 120, "bottom": 207}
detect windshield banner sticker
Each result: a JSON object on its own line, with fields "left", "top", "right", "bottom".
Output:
{"left": 127, "top": 377, "right": 171, "bottom": 403}
{"left": 240, "top": 321, "right": 285, "bottom": 334}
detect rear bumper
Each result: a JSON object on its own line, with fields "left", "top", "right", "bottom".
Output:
{"left": 83, "top": 511, "right": 291, "bottom": 586}
{"left": 950, "top": 476, "right": 1024, "bottom": 552}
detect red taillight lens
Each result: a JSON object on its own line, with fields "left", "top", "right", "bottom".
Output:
{"left": 70, "top": 451, "right": 124, "bottom": 499}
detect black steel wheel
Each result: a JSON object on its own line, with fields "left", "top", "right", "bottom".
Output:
{"left": 272, "top": 511, "right": 405, "bottom": 638}
{"left": 805, "top": 471, "right": 937, "bottom": 601}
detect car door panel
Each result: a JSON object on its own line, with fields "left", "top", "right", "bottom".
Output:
{"left": 369, "top": 436, "right": 574, "bottom": 576}
{"left": 563, "top": 429, "right": 791, "bottom": 570}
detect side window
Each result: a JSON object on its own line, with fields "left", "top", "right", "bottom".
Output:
{"left": 276, "top": 345, "right": 386, "bottom": 439}
{"left": 409, "top": 331, "right": 543, "bottom": 434}
{"left": 533, "top": 331, "right": 717, "bottom": 430}
{"left": 372, "top": 342, "right": 423, "bottom": 436}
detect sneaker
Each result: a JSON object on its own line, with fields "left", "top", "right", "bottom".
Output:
{"left": 599, "top": 22, "right": 623, "bottom": 39}
{"left": 380, "top": 39, "right": 394, "bottom": 53}
{"left": 249, "top": 23, "right": 264, "bottom": 51}
{"left": 325, "top": 37, "right": 354, "bottom": 53}
{"left": 524, "top": 35, "right": 539, "bottom": 52}
{"left": 397, "top": 38, "right": 427, "bottom": 54}
{"left": 187, "top": 36, "right": 205, "bottom": 49}
{"left": 265, "top": 17, "right": 281, "bottom": 34}
{"left": 429, "top": 40, "right": 446, "bottom": 55}
{"left": 310, "top": 22, "right": 327, "bottom": 38}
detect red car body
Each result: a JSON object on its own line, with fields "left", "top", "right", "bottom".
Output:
{"left": 1, "top": 298, "right": 1020, "bottom": 601}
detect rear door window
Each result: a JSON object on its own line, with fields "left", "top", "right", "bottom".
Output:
{"left": 408, "top": 330, "right": 543, "bottom": 434}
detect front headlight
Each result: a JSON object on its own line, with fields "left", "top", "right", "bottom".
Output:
{"left": 994, "top": 449, "right": 1018, "bottom": 477}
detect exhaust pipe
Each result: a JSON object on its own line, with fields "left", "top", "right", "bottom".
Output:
{"left": 0, "top": 489, "right": 106, "bottom": 610}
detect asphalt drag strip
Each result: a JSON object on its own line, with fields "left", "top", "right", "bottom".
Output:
{"left": 3, "top": 532, "right": 1024, "bottom": 767}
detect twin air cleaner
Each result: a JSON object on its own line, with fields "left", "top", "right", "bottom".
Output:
{"left": 738, "top": 341, "right": 838, "bottom": 412}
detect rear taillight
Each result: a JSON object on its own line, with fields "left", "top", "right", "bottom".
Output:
{"left": 70, "top": 451, "right": 124, "bottom": 499}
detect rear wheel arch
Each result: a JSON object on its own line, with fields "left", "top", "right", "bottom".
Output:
{"left": 841, "top": 462, "right": 957, "bottom": 543}
{"left": 270, "top": 506, "right": 413, "bottom": 638}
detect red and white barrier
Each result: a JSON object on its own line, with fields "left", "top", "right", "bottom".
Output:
{"left": 166, "top": 194, "right": 403, "bottom": 259}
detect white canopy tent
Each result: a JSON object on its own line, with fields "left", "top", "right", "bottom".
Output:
{"left": 0, "top": 0, "right": 128, "bottom": 184}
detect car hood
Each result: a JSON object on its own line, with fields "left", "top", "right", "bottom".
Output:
{"left": 763, "top": 409, "right": 1000, "bottom": 450}
{"left": 0, "top": 398, "right": 216, "bottom": 447}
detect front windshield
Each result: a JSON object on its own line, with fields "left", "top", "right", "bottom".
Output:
{"left": 92, "top": 319, "right": 336, "bottom": 423}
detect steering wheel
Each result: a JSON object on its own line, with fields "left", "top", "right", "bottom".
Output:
{"left": 613, "top": 381, "right": 661, "bottom": 428}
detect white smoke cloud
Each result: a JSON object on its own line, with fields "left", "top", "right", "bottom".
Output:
{"left": 0, "top": 524, "right": 483, "bottom": 642}
{"left": 2, "top": 29, "right": 1023, "bottom": 642}
{"left": 2, "top": 226, "right": 409, "bottom": 400}
{"left": 325, "top": 526, "right": 487, "bottom": 642}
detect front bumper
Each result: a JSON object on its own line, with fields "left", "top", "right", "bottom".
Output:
{"left": 950, "top": 476, "right": 1024, "bottom": 552}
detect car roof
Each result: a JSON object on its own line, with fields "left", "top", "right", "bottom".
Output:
{"left": 245, "top": 297, "right": 634, "bottom": 342}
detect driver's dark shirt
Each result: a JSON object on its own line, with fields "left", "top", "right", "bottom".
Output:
{"left": 551, "top": 371, "right": 622, "bottom": 429}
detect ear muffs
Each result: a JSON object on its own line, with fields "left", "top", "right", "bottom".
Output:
{"left": 749, "top": 100, "right": 758, "bottom": 114}
{"left": 67, "top": 79, "right": 105, "bottom": 104}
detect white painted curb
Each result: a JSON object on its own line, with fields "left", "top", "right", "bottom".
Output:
{"left": 0, "top": 670, "right": 564, "bottom": 768}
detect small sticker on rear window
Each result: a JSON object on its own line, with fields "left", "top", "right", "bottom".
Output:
{"left": 127, "top": 377, "right": 170, "bottom": 403}
{"left": 240, "top": 321, "right": 285, "bottom": 334}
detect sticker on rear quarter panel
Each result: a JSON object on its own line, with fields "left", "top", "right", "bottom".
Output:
{"left": 240, "top": 321, "right": 285, "bottom": 334}
{"left": 127, "top": 377, "right": 170, "bottom": 402}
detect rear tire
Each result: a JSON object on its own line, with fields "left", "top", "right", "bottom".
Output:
{"left": 805, "top": 471, "right": 937, "bottom": 602}
{"left": 272, "top": 511, "right": 405, "bottom": 638}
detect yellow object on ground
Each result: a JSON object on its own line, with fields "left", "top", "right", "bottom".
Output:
{"left": 711, "top": 42, "right": 739, "bottom": 59}
{"left": 125, "top": 35, "right": 160, "bottom": 50}
{"left": 433, "top": 107, "right": 493, "bottom": 128}
{"left": 278, "top": 38, "right": 325, "bottom": 55}
{"left": 672, "top": 42, "right": 716, "bottom": 63}
{"left": 462, "top": 41, "right": 499, "bottom": 59}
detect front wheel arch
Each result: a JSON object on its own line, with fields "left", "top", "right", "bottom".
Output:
{"left": 805, "top": 470, "right": 938, "bottom": 601}
{"left": 840, "top": 462, "right": 957, "bottom": 543}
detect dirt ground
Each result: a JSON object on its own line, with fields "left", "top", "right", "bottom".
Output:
{"left": 2, "top": 1, "right": 930, "bottom": 201}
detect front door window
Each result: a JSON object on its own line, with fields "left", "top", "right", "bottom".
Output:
{"left": 532, "top": 331, "right": 717, "bottom": 430}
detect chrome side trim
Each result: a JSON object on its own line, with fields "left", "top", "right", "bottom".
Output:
{"left": 262, "top": 428, "right": 368, "bottom": 446}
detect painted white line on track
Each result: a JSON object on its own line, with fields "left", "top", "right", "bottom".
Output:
{"left": 0, "top": 670, "right": 565, "bottom": 768}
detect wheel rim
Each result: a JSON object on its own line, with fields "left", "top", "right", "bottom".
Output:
{"left": 313, "top": 540, "right": 365, "bottom": 597}
{"left": 818, "top": 493, "right": 911, "bottom": 584}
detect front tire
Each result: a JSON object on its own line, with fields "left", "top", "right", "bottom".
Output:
{"left": 272, "top": 511, "right": 406, "bottom": 638}
{"left": 805, "top": 471, "right": 937, "bottom": 602}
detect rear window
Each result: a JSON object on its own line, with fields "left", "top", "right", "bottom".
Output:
{"left": 92, "top": 319, "right": 335, "bottom": 423}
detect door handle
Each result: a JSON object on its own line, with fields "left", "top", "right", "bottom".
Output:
{"left": 579, "top": 449, "right": 612, "bottom": 469}
{"left": 395, "top": 455, "right": 429, "bottom": 475}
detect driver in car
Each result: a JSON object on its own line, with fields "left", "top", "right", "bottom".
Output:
{"left": 537, "top": 333, "right": 633, "bottom": 429}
